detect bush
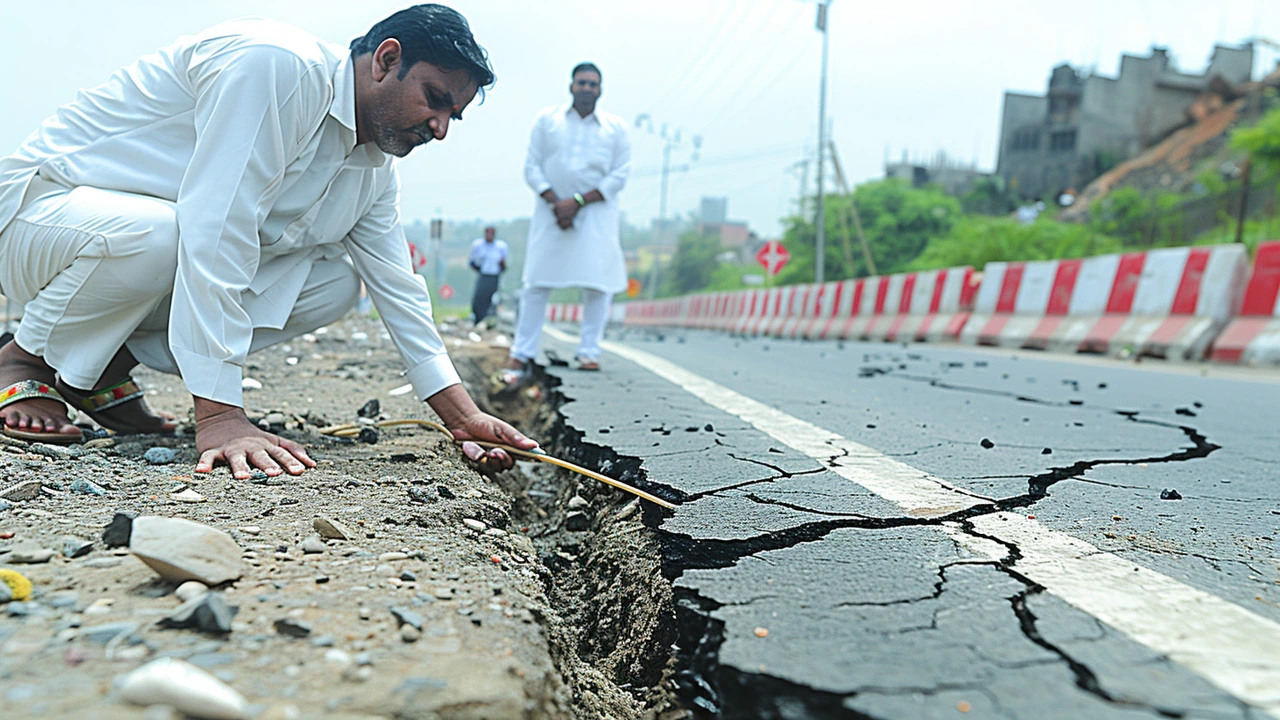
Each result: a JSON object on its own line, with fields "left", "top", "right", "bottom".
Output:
{"left": 908, "top": 216, "right": 1122, "bottom": 271}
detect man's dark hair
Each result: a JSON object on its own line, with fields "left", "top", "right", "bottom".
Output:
{"left": 571, "top": 62, "right": 601, "bottom": 81}
{"left": 351, "top": 4, "right": 495, "bottom": 94}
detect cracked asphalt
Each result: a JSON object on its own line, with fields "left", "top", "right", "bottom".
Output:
{"left": 539, "top": 327, "right": 1280, "bottom": 719}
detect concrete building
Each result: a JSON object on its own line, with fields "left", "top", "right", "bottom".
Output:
{"left": 885, "top": 150, "right": 991, "bottom": 197}
{"left": 997, "top": 43, "right": 1254, "bottom": 200}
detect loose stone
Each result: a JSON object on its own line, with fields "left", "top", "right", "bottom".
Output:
{"left": 567, "top": 495, "right": 588, "bottom": 510}
{"left": 462, "top": 518, "right": 487, "bottom": 532}
{"left": 102, "top": 511, "right": 137, "bottom": 548}
{"left": 175, "top": 581, "right": 209, "bottom": 603}
{"left": 160, "top": 593, "right": 238, "bottom": 635}
{"left": 171, "top": 489, "right": 206, "bottom": 503}
{"left": 119, "top": 657, "right": 249, "bottom": 720}
{"left": 61, "top": 537, "right": 94, "bottom": 559}
{"left": 4, "top": 540, "right": 55, "bottom": 564}
{"left": 129, "top": 516, "right": 244, "bottom": 585}
{"left": 273, "top": 618, "right": 312, "bottom": 638}
{"left": 69, "top": 478, "right": 108, "bottom": 495}
{"left": 312, "top": 516, "right": 355, "bottom": 540}
{"left": 144, "top": 447, "right": 179, "bottom": 465}
{"left": 299, "top": 537, "right": 327, "bottom": 554}
{"left": 399, "top": 625, "right": 422, "bottom": 643}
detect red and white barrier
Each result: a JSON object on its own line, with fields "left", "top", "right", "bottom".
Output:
{"left": 1210, "top": 241, "right": 1280, "bottom": 364}
{"left": 824, "top": 267, "right": 975, "bottom": 342}
{"left": 545, "top": 303, "right": 583, "bottom": 323}
{"left": 962, "top": 245, "right": 1247, "bottom": 360}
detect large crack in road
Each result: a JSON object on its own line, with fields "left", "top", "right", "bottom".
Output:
{"left": 500, "top": 341, "right": 1252, "bottom": 719}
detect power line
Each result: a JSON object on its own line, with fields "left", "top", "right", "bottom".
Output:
{"left": 666, "top": 1, "right": 789, "bottom": 113}
{"left": 640, "top": 0, "right": 747, "bottom": 112}
{"left": 697, "top": 39, "right": 813, "bottom": 134}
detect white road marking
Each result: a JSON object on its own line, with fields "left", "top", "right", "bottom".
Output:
{"left": 544, "top": 327, "right": 1280, "bottom": 715}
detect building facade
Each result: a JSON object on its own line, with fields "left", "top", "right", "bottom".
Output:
{"left": 997, "top": 44, "right": 1254, "bottom": 200}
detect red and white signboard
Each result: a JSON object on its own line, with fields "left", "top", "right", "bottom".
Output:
{"left": 438, "top": 284, "right": 454, "bottom": 300}
{"left": 755, "top": 241, "right": 790, "bottom": 277}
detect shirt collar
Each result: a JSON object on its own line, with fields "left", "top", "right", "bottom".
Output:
{"left": 563, "top": 103, "right": 601, "bottom": 124}
{"left": 331, "top": 54, "right": 388, "bottom": 167}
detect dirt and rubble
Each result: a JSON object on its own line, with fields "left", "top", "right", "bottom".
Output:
{"left": 0, "top": 314, "right": 686, "bottom": 720}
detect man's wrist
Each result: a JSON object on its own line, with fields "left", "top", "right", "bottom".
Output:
{"left": 573, "top": 192, "right": 586, "bottom": 207}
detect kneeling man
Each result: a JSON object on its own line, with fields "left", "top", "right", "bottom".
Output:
{"left": 0, "top": 4, "right": 535, "bottom": 476}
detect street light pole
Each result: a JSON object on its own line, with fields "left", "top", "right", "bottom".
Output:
{"left": 814, "top": 0, "right": 831, "bottom": 285}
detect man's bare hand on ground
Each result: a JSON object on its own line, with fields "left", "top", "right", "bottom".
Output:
{"left": 429, "top": 384, "right": 537, "bottom": 472}
{"left": 193, "top": 398, "right": 316, "bottom": 479}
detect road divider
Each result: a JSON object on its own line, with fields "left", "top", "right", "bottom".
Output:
{"left": 1211, "top": 241, "right": 1280, "bottom": 365}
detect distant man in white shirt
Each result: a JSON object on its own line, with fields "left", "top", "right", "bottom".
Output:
{"left": 0, "top": 5, "right": 537, "bottom": 474}
{"left": 467, "top": 226, "right": 508, "bottom": 324}
{"left": 510, "top": 62, "right": 631, "bottom": 372}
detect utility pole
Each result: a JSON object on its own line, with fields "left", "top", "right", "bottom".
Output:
{"left": 635, "top": 114, "right": 701, "bottom": 299}
{"left": 828, "top": 140, "right": 876, "bottom": 276}
{"left": 814, "top": 0, "right": 832, "bottom": 284}
{"left": 645, "top": 139, "right": 673, "bottom": 299}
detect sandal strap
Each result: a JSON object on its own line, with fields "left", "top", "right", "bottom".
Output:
{"left": 0, "top": 380, "right": 64, "bottom": 411}
{"left": 61, "top": 378, "right": 144, "bottom": 413}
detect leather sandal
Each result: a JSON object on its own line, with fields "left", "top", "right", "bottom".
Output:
{"left": 56, "top": 376, "right": 176, "bottom": 436}
{"left": 0, "top": 380, "right": 83, "bottom": 444}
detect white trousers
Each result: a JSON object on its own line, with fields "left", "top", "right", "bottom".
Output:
{"left": 511, "top": 286, "right": 610, "bottom": 362}
{"left": 0, "top": 179, "right": 358, "bottom": 390}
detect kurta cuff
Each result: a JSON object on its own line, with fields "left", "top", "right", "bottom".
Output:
{"left": 172, "top": 349, "right": 245, "bottom": 407}
{"left": 408, "top": 354, "right": 462, "bottom": 402}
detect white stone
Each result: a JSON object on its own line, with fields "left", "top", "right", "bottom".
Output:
{"left": 462, "top": 519, "right": 487, "bottom": 532}
{"left": 174, "top": 581, "right": 209, "bottom": 603}
{"left": 241, "top": 378, "right": 263, "bottom": 391}
{"left": 171, "top": 489, "right": 206, "bottom": 503}
{"left": 312, "top": 516, "right": 354, "bottom": 541}
{"left": 119, "top": 657, "right": 248, "bottom": 720}
{"left": 130, "top": 517, "right": 243, "bottom": 585}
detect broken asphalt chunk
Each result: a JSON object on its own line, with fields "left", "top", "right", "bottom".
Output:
{"left": 129, "top": 516, "right": 243, "bottom": 585}
{"left": 160, "top": 592, "right": 238, "bottom": 635}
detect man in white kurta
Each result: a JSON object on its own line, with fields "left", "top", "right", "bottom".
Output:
{"left": 0, "top": 6, "right": 536, "bottom": 474}
{"left": 511, "top": 63, "right": 630, "bottom": 370}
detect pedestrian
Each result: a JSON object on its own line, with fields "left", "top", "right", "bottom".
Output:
{"left": 509, "top": 62, "right": 630, "bottom": 372}
{"left": 0, "top": 5, "right": 537, "bottom": 475}
{"left": 467, "top": 226, "right": 508, "bottom": 325}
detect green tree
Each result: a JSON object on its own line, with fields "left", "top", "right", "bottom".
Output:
{"left": 1231, "top": 100, "right": 1280, "bottom": 174}
{"left": 659, "top": 230, "right": 723, "bottom": 296}
{"left": 908, "top": 216, "right": 1121, "bottom": 271}
{"left": 775, "top": 179, "right": 960, "bottom": 284}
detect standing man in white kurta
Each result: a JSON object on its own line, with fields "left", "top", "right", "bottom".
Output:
{"left": 511, "top": 63, "right": 630, "bottom": 372}
{"left": 0, "top": 5, "right": 536, "bottom": 475}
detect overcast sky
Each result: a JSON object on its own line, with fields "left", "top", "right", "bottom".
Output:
{"left": 1, "top": 1, "right": 1277, "bottom": 238}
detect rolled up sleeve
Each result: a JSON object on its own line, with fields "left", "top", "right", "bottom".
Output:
{"left": 171, "top": 42, "right": 327, "bottom": 406}
{"left": 344, "top": 169, "right": 461, "bottom": 401}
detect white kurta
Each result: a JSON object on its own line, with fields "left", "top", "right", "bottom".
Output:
{"left": 0, "top": 17, "right": 459, "bottom": 408}
{"left": 522, "top": 104, "right": 631, "bottom": 294}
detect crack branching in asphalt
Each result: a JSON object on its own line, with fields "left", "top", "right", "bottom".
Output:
{"left": 539, "top": 353, "right": 1227, "bottom": 718}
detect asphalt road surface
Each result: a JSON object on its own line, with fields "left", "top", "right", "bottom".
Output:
{"left": 538, "top": 325, "right": 1280, "bottom": 720}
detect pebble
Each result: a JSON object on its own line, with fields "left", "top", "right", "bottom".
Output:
{"left": 980, "top": 438, "right": 995, "bottom": 449}
{"left": 462, "top": 518, "right": 487, "bottom": 532}
{"left": 324, "top": 649, "right": 351, "bottom": 667}
{"left": 399, "top": 625, "right": 422, "bottom": 643}
{"left": 273, "top": 618, "right": 312, "bottom": 638}
{"left": 48, "top": 591, "right": 79, "bottom": 609}
{"left": 432, "top": 587, "right": 454, "bottom": 600}
{"left": 564, "top": 511, "right": 590, "bottom": 532}
{"left": 0, "top": 499, "right": 11, "bottom": 512}
{"left": 241, "top": 378, "right": 263, "bottom": 391}
{"left": 130, "top": 516, "right": 244, "bottom": 585}
{"left": 61, "top": 536, "right": 94, "bottom": 559}
{"left": 310, "top": 634, "right": 335, "bottom": 648}
{"left": 175, "top": 581, "right": 209, "bottom": 603}
{"left": 0, "top": 480, "right": 42, "bottom": 501}
{"left": 1160, "top": 488, "right": 1183, "bottom": 500}
{"left": 30, "top": 442, "right": 79, "bottom": 458}
{"left": 4, "top": 540, "right": 55, "bottom": 564}
{"left": 299, "top": 537, "right": 328, "bottom": 555}
{"left": 160, "top": 593, "right": 238, "bottom": 635}
{"left": 83, "top": 598, "right": 115, "bottom": 615}
{"left": 144, "top": 447, "right": 179, "bottom": 465}
{"left": 7, "top": 601, "right": 39, "bottom": 616}
{"left": 80, "top": 621, "right": 139, "bottom": 644}
{"left": 236, "top": 526, "right": 260, "bottom": 536}
{"left": 567, "top": 495, "right": 588, "bottom": 510}
{"left": 399, "top": 571, "right": 417, "bottom": 582}
{"left": 377, "top": 551, "right": 408, "bottom": 562}
{"left": 0, "top": 581, "right": 10, "bottom": 603}
{"left": 312, "top": 516, "right": 354, "bottom": 541}
{"left": 102, "top": 511, "right": 137, "bottom": 547}
{"left": 69, "top": 478, "right": 108, "bottom": 495}
{"left": 484, "top": 528, "right": 507, "bottom": 537}
{"left": 82, "top": 557, "right": 123, "bottom": 569}
{"left": 120, "top": 657, "right": 249, "bottom": 720}
{"left": 358, "top": 607, "right": 372, "bottom": 620}
{"left": 390, "top": 606, "right": 424, "bottom": 630}
{"left": 171, "top": 489, "right": 206, "bottom": 503}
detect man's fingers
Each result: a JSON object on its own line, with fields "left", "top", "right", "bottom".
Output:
{"left": 196, "top": 449, "right": 221, "bottom": 473}
{"left": 227, "top": 452, "right": 254, "bottom": 480}
{"left": 278, "top": 438, "right": 316, "bottom": 467}
{"left": 486, "top": 448, "right": 512, "bottom": 470}
{"left": 266, "top": 445, "right": 306, "bottom": 475}
{"left": 461, "top": 441, "right": 485, "bottom": 462}
{"left": 248, "top": 448, "right": 282, "bottom": 476}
